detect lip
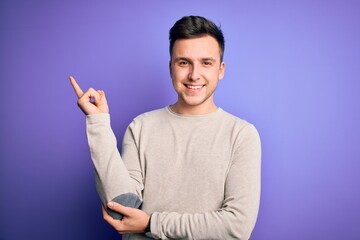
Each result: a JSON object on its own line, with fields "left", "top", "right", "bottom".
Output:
{"left": 184, "top": 84, "right": 205, "bottom": 90}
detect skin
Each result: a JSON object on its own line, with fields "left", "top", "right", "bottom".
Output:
{"left": 170, "top": 35, "right": 225, "bottom": 115}
{"left": 69, "top": 76, "right": 108, "bottom": 115}
{"left": 102, "top": 202, "right": 150, "bottom": 234}
{"left": 69, "top": 34, "right": 225, "bottom": 234}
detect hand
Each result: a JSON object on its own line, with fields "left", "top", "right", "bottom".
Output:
{"left": 102, "top": 202, "right": 150, "bottom": 234}
{"left": 69, "top": 76, "right": 109, "bottom": 115}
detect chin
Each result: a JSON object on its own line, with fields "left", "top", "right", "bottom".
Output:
{"left": 182, "top": 98, "right": 208, "bottom": 107}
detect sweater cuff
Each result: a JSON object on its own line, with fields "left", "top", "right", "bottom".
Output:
{"left": 145, "top": 213, "right": 156, "bottom": 238}
{"left": 86, "top": 113, "right": 110, "bottom": 124}
{"left": 148, "top": 212, "right": 161, "bottom": 239}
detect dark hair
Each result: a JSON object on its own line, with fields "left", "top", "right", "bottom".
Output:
{"left": 169, "top": 16, "right": 225, "bottom": 62}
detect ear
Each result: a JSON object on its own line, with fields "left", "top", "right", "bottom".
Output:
{"left": 219, "top": 62, "right": 225, "bottom": 80}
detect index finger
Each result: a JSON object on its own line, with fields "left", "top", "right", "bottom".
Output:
{"left": 69, "top": 76, "right": 84, "bottom": 98}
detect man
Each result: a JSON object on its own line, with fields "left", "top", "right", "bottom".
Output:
{"left": 70, "top": 16, "right": 261, "bottom": 239}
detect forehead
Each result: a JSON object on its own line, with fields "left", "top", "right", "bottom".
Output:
{"left": 172, "top": 35, "right": 221, "bottom": 60}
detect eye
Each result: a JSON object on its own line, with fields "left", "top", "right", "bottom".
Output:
{"left": 178, "top": 60, "right": 188, "bottom": 66}
{"left": 203, "top": 61, "right": 212, "bottom": 66}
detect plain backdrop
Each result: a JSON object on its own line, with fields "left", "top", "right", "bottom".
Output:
{"left": 1, "top": 1, "right": 359, "bottom": 239}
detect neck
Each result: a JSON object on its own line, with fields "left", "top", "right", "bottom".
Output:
{"left": 170, "top": 102, "right": 218, "bottom": 115}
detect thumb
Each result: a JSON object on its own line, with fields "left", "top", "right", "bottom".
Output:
{"left": 107, "top": 202, "right": 130, "bottom": 216}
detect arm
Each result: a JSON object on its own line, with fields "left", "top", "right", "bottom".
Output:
{"left": 86, "top": 114, "right": 142, "bottom": 218}
{"left": 102, "top": 124, "right": 261, "bottom": 239}
{"left": 149, "top": 124, "right": 261, "bottom": 239}
{"left": 69, "top": 76, "right": 142, "bottom": 219}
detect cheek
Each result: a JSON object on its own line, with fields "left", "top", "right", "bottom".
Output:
{"left": 204, "top": 70, "right": 220, "bottom": 81}
{"left": 172, "top": 69, "right": 187, "bottom": 81}
{"left": 171, "top": 73, "right": 183, "bottom": 88}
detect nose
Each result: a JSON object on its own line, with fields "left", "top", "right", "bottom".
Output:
{"left": 188, "top": 64, "right": 201, "bottom": 81}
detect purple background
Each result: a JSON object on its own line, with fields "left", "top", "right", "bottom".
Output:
{"left": 1, "top": 1, "right": 359, "bottom": 239}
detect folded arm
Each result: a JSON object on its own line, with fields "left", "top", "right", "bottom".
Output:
{"left": 103, "top": 124, "right": 261, "bottom": 239}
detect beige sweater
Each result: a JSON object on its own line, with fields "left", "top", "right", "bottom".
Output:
{"left": 86, "top": 107, "right": 261, "bottom": 239}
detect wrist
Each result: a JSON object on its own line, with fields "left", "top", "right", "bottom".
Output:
{"left": 145, "top": 214, "right": 152, "bottom": 233}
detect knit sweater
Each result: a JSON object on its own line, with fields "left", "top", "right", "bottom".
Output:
{"left": 86, "top": 106, "right": 261, "bottom": 239}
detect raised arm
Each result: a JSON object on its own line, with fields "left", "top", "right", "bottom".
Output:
{"left": 69, "top": 76, "right": 142, "bottom": 219}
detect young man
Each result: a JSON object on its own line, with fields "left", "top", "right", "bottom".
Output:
{"left": 70, "top": 16, "right": 261, "bottom": 239}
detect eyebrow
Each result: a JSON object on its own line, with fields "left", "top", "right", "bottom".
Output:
{"left": 173, "top": 57, "right": 190, "bottom": 62}
{"left": 202, "top": 57, "right": 217, "bottom": 62}
{"left": 173, "top": 57, "right": 217, "bottom": 62}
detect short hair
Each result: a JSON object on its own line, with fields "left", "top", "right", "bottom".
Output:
{"left": 169, "top": 16, "right": 225, "bottom": 62}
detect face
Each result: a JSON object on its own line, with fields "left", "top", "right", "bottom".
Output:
{"left": 170, "top": 35, "right": 225, "bottom": 115}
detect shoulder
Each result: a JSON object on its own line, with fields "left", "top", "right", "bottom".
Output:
{"left": 133, "top": 107, "right": 167, "bottom": 121}
{"left": 219, "top": 109, "right": 253, "bottom": 128}
{"left": 219, "top": 109, "right": 260, "bottom": 140}
{"left": 128, "top": 107, "right": 169, "bottom": 129}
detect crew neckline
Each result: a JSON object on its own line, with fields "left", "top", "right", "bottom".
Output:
{"left": 166, "top": 105, "right": 222, "bottom": 118}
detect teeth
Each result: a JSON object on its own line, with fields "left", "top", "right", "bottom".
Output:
{"left": 186, "top": 85, "right": 203, "bottom": 89}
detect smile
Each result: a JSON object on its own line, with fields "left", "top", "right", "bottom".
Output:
{"left": 185, "top": 84, "right": 204, "bottom": 90}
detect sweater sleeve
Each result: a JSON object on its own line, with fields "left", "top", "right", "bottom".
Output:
{"left": 150, "top": 124, "right": 261, "bottom": 240}
{"left": 86, "top": 113, "right": 142, "bottom": 219}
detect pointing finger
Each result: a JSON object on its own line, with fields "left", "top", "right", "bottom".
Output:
{"left": 69, "top": 76, "right": 84, "bottom": 98}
